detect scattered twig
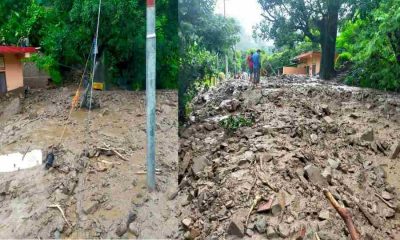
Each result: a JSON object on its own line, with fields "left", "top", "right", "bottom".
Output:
{"left": 97, "top": 145, "right": 129, "bottom": 161}
{"left": 323, "top": 189, "right": 360, "bottom": 240}
{"left": 246, "top": 178, "right": 257, "bottom": 200}
{"left": 48, "top": 204, "right": 71, "bottom": 227}
{"left": 375, "top": 193, "right": 396, "bottom": 209}
{"left": 245, "top": 195, "right": 262, "bottom": 227}
{"left": 136, "top": 169, "right": 162, "bottom": 175}
{"left": 21, "top": 146, "right": 31, "bottom": 161}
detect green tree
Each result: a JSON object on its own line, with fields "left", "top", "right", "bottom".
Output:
{"left": 337, "top": 0, "right": 400, "bottom": 91}
{"left": 256, "top": 0, "right": 379, "bottom": 80}
{"left": 0, "top": 0, "right": 178, "bottom": 90}
{"left": 179, "top": 0, "right": 240, "bottom": 123}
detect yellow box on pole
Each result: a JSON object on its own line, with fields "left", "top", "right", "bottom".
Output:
{"left": 93, "top": 82, "right": 104, "bottom": 91}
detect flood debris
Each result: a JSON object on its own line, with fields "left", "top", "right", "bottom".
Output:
{"left": 178, "top": 76, "right": 400, "bottom": 239}
{"left": 0, "top": 87, "right": 178, "bottom": 239}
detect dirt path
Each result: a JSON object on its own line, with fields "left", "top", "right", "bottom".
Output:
{"left": 0, "top": 87, "right": 178, "bottom": 239}
{"left": 178, "top": 76, "right": 400, "bottom": 239}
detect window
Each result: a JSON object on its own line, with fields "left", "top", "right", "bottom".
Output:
{"left": 0, "top": 55, "right": 4, "bottom": 70}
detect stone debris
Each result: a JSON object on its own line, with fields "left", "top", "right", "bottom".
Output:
{"left": 390, "top": 142, "right": 400, "bottom": 159}
{"left": 178, "top": 76, "right": 400, "bottom": 239}
{"left": 361, "top": 128, "right": 375, "bottom": 142}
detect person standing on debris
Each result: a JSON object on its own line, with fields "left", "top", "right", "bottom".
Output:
{"left": 247, "top": 51, "right": 254, "bottom": 82}
{"left": 252, "top": 49, "right": 261, "bottom": 87}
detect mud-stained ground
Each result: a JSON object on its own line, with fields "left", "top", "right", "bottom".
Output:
{"left": 0, "top": 87, "right": 178, "bottom": 239}
{"left": 178, "top": 76, "right": 400, "bottom": 240}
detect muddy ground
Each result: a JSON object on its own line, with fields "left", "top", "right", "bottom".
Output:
{"left": 178, "top": 76, "right": 400, "bottom": 239}
{"left": 0, "top": 87, "right": 178, "bottom": 239}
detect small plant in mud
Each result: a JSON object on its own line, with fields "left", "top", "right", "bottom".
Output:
{"left": 219, "top": 114, "right": 255, "bottom": 133}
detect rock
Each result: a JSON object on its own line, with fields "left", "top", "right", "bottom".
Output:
{"left": 317, "top": 231, "right": 336, "bottom": 240}
{"left": 191, "top": 156, "right": 209, "bottom": 176}
{"left": 271, "top": 202, "right": 282, "bottom": 216}
{"left": 390, "top": 142, "right": 400, "bottom": 159}
{"left": 323, "top": 116, "right": 334, "bottom": 124}
{"left": 220, "top": 99, "right": 241, "bottom": 112}
{"left": 310, "top": 134, "right": 318, "bottom": 144}
{"left": 128, "top": 222, "right": 140, "bottom": 236}
{"left": 83, "top": 200, "right": 100, "bottom": 215}
{"left": 257, "top": 198, "right": 274, "bottom": 213}
{"left": 127, "top": 210, "right": 137, "bottom": 225}
{"left": 255, "top": 218, "right": 267, "bottom": 233}
{"left": 266, "top": 226, "right": 279, "bottom": 238}
{"left": 227, "top": 211, "right": 246, "bottom": 238}
{"left": 382, "top": 208, "right": 396, "bottom": 218}
{"left": 115, "top": 222, "right": 128, "bottom": 237}
{"left": 328, "top": 159, "right": 340, "bottom": 169}
{"left": 381, "top": 191, "right": 394, "bottom": 200}
{"left": 0, "top": 180, "right": 11, "bottom": 195}
{"left": 318, "top": 210, "right": 330, "bottom": 220}
{"left": 321, "top": 104, "right": 331, "bottom": 115}
{"left": 183, "top": 231, "right": 191, "bottom": 240}
{"left": 246, "top": 229, "right": 254, "bottom": 237}
{"left": 277, "top": 223, "right": 290, "bottom": 237}
{"left": 180, "top": 152, "right": 192, "bottom": 176}
{"left": 243, "top": 151, "right": 255, "bottom": 162}
{"left": 182, "top": 218, "right": 192, "bottom": 228}
{"left": 189, "top": 228, "right": 201, "bottom": 239}
{"left": 304, "top": 165, "right": 328, "bottom": 188}
{"left": 361, "top": 128, "right": 374, "bottom": 142}
{"left": 321, "top": 167, "right": 332, "bottom": 184}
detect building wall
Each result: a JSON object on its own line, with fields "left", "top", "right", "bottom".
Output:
{"left": 302, "top": 53, "right": 321, "bottom": 76}
{"left": 283, "top": 66, "right": 307, "bottom": 75}
{"left": 4, "top": 54, "right": 24, "bottom": 91}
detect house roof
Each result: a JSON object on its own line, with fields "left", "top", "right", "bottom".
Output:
{"left": 294, "top": 51, "right": 321, "bottom": 60}
{"left": 0, "top": 46, "right": 37, "bottom": 54}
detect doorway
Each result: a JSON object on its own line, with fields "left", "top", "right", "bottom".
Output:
{"left": 0, "top": 72, "right": 7, "bottom": 94}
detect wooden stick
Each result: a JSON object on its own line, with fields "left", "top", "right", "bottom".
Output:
{"left": 323, "top": 189, "right": 360, "bottom": 240}
{"left": 375, "top": 193, "right": 396, "bottom": 209}
{"left": 48, "top": 204, "right": 71, "bottom": 227}
{"left": 245, "top": 195, "right": 262, "bottom": 227}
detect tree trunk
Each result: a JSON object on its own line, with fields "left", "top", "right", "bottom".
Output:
{"left": 319, "top": 0, "right": 340, "bottom": 80}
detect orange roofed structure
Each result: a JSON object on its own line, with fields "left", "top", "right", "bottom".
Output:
{"left": 0, "top": 46, "right": 37, "bottom": 94}
{"left": 282, "top": 51, "right": 338, "bottom": 77}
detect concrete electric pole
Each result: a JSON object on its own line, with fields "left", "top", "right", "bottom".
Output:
{"left": 146, "top": 0, "right": 156, "bottom": 191}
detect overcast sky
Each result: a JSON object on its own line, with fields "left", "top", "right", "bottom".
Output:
{"left": 215, "top": 0, "right": 263, "bottom": 35}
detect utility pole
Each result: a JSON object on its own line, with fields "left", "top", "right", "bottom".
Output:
{"left": 224, "top": 0, "right": 228, "bottom": 79}
{"left": 146, "top": 0, "right": 156, "bottom": 191}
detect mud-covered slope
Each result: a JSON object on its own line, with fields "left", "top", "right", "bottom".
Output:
{"left": 0, "top": 87, "right": 179, "bottom": 239}
{"left": 178, "top": 76, "right": 400, "bottom": 240}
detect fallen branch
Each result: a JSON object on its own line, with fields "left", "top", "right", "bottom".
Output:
{"left": 245, "top": 195, "right": 262, "bottom": 227}
{"left": 323, "top": 189, "right": 360, "bottom": 240}
{"left": 48, "top": 204, "right": 71, "bottom": 227}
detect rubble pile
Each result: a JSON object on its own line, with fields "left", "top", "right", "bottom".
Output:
{"left": 178, "top": 76, "right": 400, "bottom": 239}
